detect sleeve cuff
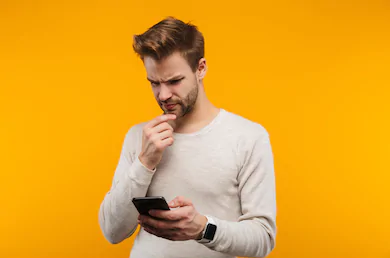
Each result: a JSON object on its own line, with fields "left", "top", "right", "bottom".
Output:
{"left": 127, "top": 156, "right": 156, "bottom": 186}
{"left": 137, "top": 157, "right": 157, "bottom": 173}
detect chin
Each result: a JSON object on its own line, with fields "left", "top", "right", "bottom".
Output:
{"left": 162, "top": 108, "right": 178, "bottom": 115}
{"left": 169, "top": 110, "right": 180, "bottom": 116}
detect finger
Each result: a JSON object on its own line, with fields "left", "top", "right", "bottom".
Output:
{"left": 150, "top": 122, "right": 173, "bottom": 134}
{"left": 154, "top": 129, "right": 173, "bottom": 141}
{"left": 140, "top": 215, "right": 177, "bottom": 230}
{"left": 160, "top": 137, "right": 174, "bottom": 147}
{"left": 143, "top": 224, "right": 159, "bottom": 236}
{"left": 166, "top": 118, "right": 177, "bottom": 131}
{"left": 169, "top": 196, "right": 192, "bottom": 208}
{"left": 146, "top": 114, "right": 176, "bottom": 130}
{"left": 149, "top": 209, "right": 182, "bottom": 221}
{"left": 150, "top": 206, "right": 192, "bottom": 221}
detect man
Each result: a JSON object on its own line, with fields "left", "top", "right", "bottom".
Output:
{"left": 98, "top": 16, "right": 277, "bottom": 258}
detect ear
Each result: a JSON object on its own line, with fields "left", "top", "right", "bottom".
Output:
{"left": 197, "top": 58, "right": 207, "bottom": 80}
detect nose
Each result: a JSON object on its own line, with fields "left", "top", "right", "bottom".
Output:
{"left": 158, "top": 84, "right": 172, "bottom": 102}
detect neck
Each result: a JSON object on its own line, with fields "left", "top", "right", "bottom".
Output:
{"left": 173, "top": 87, "right": 220, "bottom": 134}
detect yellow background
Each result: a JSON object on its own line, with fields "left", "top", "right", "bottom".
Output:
{"left": 1, "top": 0, "right": 389, "bottom": 258}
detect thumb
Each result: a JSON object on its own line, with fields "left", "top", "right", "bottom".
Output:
{"left": 168, "top": 196, "right": 192, "bottom": 208}
{"left": 166, "top": 118, "right": 177, "bottom": 132}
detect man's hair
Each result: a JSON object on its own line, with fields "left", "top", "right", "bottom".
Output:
{"left": 132, "top": 16, "right": 204, "bottom": 72}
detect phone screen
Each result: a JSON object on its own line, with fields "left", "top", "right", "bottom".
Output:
{"left": 132, "top": 196, "right": 170, "bottom": 216}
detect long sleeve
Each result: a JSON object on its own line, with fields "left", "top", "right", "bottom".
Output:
{"left": 202, "top": 132, "right": 277, "bottom": 257}
{"left": 98, "top": 127, "right": 155, "bottom": 244}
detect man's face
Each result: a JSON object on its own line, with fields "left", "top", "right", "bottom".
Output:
{"left": 143, "top": 52, "right": 199, "bottom": 118}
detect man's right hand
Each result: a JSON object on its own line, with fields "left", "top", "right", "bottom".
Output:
{"left": 138, "top": 114, "right": 177, "bottom": 170}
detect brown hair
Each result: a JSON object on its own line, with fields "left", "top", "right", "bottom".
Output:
{"left": 132, "top": 16, "right": 204, "bottom": 72}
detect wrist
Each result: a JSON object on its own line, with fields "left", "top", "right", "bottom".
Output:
{"left": 195, "top": 214, "right": 208, "bottom": 240}
{"left": 138, "top": 154, "right": 156, "bottom": 171}
{"left": 196, "top": 215, "right": 217, "bottom": 243}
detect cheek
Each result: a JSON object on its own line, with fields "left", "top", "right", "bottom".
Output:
{"left": 176, "top": 83, "right": 192, "bottom": 98}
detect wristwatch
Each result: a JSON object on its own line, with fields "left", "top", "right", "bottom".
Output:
{"left": 197, "top": 215, "right": 217, "bottom": 243}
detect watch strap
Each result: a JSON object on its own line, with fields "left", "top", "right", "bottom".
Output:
{"left": 197, "top": 215, "right": 217, "bottom": 243}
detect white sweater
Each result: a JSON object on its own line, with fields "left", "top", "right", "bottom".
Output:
{"left": 98, "top": 108, "right": 277, "bottom": 258}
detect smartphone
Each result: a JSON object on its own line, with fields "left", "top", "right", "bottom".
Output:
{"left": 132, "top": 196, "right": 170, "bottom": 216}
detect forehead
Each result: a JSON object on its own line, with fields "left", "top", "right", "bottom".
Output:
{"left": 143, "top": 52, "right": 193, "bottom": 79}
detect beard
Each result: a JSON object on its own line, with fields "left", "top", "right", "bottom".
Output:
{"left": 159, "top": 82, "right": 199, "bottom": 118}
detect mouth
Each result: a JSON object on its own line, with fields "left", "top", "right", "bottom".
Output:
{"left": 164, "top": 103, "right": 177, "bottom": 110}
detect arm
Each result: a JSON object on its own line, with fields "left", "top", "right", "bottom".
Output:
{"left": 202, "top": 132, "right": 277, "bottom": 257}
{"left": 98, "top": 127, "right": 155, "bottom": 244}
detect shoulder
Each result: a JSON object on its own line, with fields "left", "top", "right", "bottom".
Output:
{"left": 121, "top": 121, "right": 148, "bottom": 154}
{"left": 221, "top": 109, "right": 270, "bottom": 141}
{"left": 125, "top": 121, "right": 147, "bottom": 139}
{"left": 219, "top": 109, "right": 273, "bottom": 170}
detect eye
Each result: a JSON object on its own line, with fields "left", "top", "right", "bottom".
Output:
{"left": 169, "top": 79, "right": 182, "bottom": 85}
{"left": 150, "top": 81, "right": 159, "bottom": 87}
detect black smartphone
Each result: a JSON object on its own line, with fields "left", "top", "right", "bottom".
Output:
{"left": 132, "top": 196, "right": 170, "bottom": 216}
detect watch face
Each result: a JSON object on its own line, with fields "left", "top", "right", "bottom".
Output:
{"left": 204, "top": 224, "right": 217, "bottom": 240}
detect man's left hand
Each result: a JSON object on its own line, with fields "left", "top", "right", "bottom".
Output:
{"left": 137, "top": 196, "right": 208, "bottom": 241}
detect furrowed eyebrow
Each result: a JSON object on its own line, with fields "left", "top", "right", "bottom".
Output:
{"left": 147, "top": 78, "right": 158, "bottom": 84}
{"left": 147, "top": 75, "right": 184, "bottom": 84}
{"left": 167, "top": 75, "right": 184, "bottom": 81}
